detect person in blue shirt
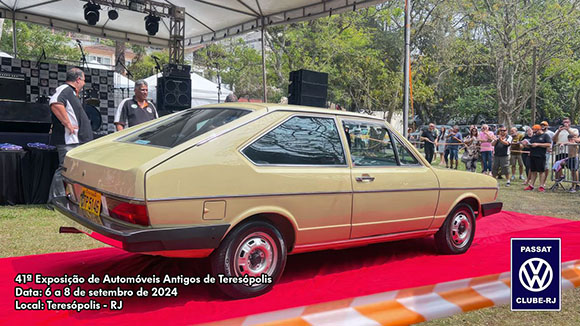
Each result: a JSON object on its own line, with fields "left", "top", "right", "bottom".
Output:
{"left": 447, "top": 125, "right": 463, "bottom": 169}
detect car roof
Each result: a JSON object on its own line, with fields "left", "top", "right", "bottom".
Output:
{"left": 197, "top": 103, "right": 385, "bottom": 122}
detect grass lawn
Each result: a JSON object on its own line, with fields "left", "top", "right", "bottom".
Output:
{"left": 1, "top": 155, "right": 578, "bottom": 324}
{"left": 425, "top": 155, "right": 580, "bottom": 325}
{"left": 0, "top": 206, "right": 105, "bottom": 257}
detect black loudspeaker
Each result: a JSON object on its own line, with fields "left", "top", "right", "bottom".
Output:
{"left": 0, "top": 72, "right": 26, "bottom": 102}
{"left": 156, "top": 76, "right": 191, "bottom": 111}
{"left": 0, "top": 102, "right": 51, "bottom": 133}
{"left": 162, "top": 64, "right": 191, "bottom": 79}
{"left": 288, "top": 69, "right": 328, "bottom": 108}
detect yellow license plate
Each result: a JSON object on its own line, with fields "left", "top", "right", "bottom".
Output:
{"left": 79, "top": 187, "right": 102, "bottom": 216}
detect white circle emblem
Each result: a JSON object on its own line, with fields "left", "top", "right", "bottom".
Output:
{"left": 518, "top": 258, "right": 553, "bottom": 292}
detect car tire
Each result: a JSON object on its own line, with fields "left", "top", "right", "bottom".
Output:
{"left": 435, "top": 203, "right": 476, "bottom": 255}
{"left": 210, "top": 221, "right": 287, "bottom": 299}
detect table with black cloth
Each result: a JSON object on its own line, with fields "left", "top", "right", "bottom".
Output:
{"left": 0, "top": 148, "right": 59, "bottom": 205}
{"left": 0, "top": 150, "right": 27, "bottom": 205}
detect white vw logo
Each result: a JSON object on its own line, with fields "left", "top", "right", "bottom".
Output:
{"left": 518, "top": 258, "right": 553, "bottom": 292}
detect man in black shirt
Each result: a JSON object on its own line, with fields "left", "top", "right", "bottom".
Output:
{"left": 48, "top": 67, "right": 94, "bottom": 202}
{"left": 420, "top": 123, "right": 437, "bottom": 163}
{"left": 114, "top": 80, "right": 158, "bottom": 131}
{"left": 524, "top": 124, "right": 552, "bottom": 192}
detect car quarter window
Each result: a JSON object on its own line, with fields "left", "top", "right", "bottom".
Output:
{"left": 342, "top": 120, "right": 398, "bottom": 166}
{"left": 243, "top": 116, "right": 346, "bottom": 165}
{"left": 120, "top": 108, "right": 251, "bottom": 148}
{"left": 392, "top": 135, "right": 420, "bottom": 165}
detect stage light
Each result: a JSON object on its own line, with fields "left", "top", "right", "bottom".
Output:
{"left": 83, "top": 2, "right": 101, "bottom": 26}
{"left": 108, "top": 9, "right": 119, "bottom": 20}
{"left": 144, "top": 14, "right": 160, "bottom": 36}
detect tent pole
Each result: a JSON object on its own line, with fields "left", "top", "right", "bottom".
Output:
{"left": 12, "top": 13, "right": 17, "bottom": 57}
{"left": 403, "top": 0, "right": 411, "bottom": 138}
{"left": 261, "top": 19, "right": 267, "bottom": 102}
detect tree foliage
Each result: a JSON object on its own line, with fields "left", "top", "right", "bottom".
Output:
{"left": 3, "top": 2, "right": 580, "bottom": 126}
{"left": 0, "top": 22, "right": 79, "bottom": 62}
{"left": 128, "top": 51, "right": 169, "bottom": 80}
{"left": 459, "top": 0, "right": 580, "bottom": 126}
{"left": 192, "top": 41, "right": 265, "bottom": 100}
{"left": 191, "top": 1, "right": 580, "bottom": 125}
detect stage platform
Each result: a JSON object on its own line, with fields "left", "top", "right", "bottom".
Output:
{"left": 1, "top": 211, "right": 579, "bottom": 325}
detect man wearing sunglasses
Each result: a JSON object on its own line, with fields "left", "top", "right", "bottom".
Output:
{"left": 48, "top": 67, "right": 94, "bottom": 203}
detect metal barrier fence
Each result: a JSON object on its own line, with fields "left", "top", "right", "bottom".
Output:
{"left": 408, "top": 139, "right": 580, "bottom": 192}
{"left": 550, "top": 143, "right": 580, "bottom": 191}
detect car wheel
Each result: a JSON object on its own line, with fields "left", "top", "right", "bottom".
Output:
{"left": 210, "top": 221, "right": 287, "bottom": 299}
{"left": 435, "top": 203, "right": 475, "bottom": 254}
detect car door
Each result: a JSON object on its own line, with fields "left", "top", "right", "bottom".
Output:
{"left": 340, "top": 118, "right": 440, "bottom": 239}
{"left": 240, "top": 113, "right": 353, "bottom": 245}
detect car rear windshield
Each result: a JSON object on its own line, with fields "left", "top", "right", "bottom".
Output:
{"left": 120, "top": 108, "right": 251, "bottom": 148}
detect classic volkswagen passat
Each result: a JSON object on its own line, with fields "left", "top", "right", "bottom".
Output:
{"left": 54, "top": 103, "right": 502, "bottom": 298}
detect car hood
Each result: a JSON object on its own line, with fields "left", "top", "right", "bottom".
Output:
{"left": 433, "top": 168, "right": 498, "bottom": 190}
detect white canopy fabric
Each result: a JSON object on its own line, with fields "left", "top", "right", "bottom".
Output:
{"left": 114, "top": 73, "right": 135, "bottom": 89}
{"left": 0, "top": 1, "right": 384, "bottom": 47}
{"left": 144, "top": 72, "right": 232, "bottom": 107}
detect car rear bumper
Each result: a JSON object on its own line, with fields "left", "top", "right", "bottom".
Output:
{"left": 480, "top": 202, "right": 503, "bottom": 217}
{"left": 53, "top": 196, "right": 229, "bottom": 254}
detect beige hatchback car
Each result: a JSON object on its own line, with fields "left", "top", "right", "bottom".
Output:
{"left": 54, "top": 103, "right": 502, "bottom": 298}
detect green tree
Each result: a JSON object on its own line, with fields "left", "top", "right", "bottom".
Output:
{"left": 0, "top": 22, "right": 79, "bottom": 62}
{"left": 192, "top": 41, "right": 265, "bottom": 100}
{"left": 266, "top": 8, "right": 404, "bottom": 121}
{"left": 537, "top": 59, "right": 580, "bottom": 123}
{"left": 460, "top": 0, "right": 580, "bottom": 126}
{"left": 128, "top": 51, "right": 169, "bottom": 80}
{"left": 177, "top": 1, "right": 580, "bottom": 128}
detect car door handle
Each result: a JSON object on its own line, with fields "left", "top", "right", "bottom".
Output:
{"left": 356, "top": 174, "right": 375, "bottom": 183}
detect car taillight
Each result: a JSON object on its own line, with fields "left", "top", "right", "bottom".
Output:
{"left": 110, "top": 202, "right": 150, "bottom": 226}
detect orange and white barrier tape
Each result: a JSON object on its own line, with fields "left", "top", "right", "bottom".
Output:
{"left": 199, "top": 259, "right": 580, "bottom": 326}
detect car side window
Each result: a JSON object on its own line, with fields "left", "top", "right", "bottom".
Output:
{"left": 342, "top": 120, "right": 397, "bottom": 166}
{"left": 243, "top": 116, "right": 346, "bottom": 165}
{"left": 392, "top": 136, "right": 420, "bottom": 165}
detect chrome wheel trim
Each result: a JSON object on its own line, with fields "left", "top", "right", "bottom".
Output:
{"left": 233, "top": 231, "right": 278, "bottom": 282}
{"left": 450, "top": 212, "right": 472, "bottom": 248}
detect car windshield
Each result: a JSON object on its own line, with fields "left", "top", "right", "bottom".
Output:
{"left": 120, "top": 108, "right": 251, "bottom": 148}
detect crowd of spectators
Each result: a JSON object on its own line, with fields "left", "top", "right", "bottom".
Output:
{"left": 417, "top": 118, "right": 580, "bottom": 193}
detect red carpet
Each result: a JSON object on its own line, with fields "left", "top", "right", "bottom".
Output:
{"left": 1, "top": 211, "right": 580, "bottom": 325}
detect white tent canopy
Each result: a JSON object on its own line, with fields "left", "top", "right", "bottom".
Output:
{"left": 0, "top": 51, "right": 13, "bottom": 58}
{"left": 114, "top": 73, "right": 135, "bottom": 89}
{"left": 144, "top": 72, "right": 232, "bottom": 107}
{"left": 0, "top": 1, "right": 383, "bottom": 47}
